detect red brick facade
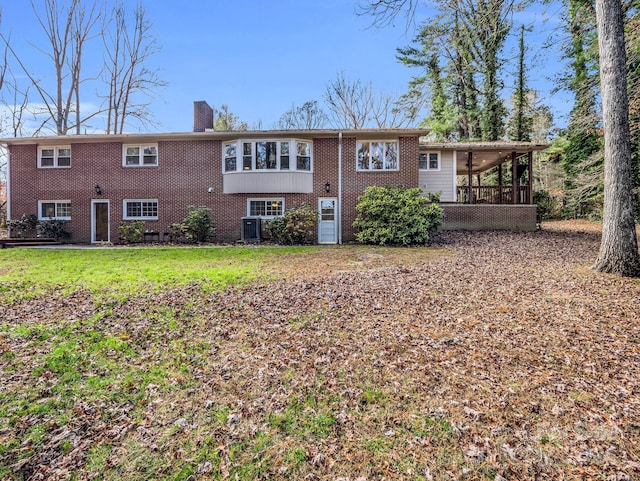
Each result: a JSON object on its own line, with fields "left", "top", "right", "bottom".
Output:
{"left": 6, "top": 131, "right": 424, "bottom": 243}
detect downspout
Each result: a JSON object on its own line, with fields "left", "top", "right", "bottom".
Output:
{"left": 5, "top": 146, "right": 10, "bottom": 235}
{"left": 338, "top": 132, "right": 343, "bottom": 244}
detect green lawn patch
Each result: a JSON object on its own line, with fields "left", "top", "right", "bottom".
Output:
{"left": 0, "top": 246, "right": 315, "bottom": 300}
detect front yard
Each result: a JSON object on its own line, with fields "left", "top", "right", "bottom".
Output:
{"left": 1, "top": 222, "right": 639, "bottom": 480}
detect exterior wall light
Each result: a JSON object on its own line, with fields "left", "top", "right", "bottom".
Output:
{"left": 325, "top": 181, "right": 330, "bottom": 193}
{"left": 94, "top": 184, "right": 102, "bottom": 195}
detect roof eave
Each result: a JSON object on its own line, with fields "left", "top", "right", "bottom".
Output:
{"left": 0, "top": 128, "right": 431, "bottom": 145}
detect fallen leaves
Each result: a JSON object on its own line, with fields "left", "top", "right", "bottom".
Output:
{"left": 1, "top": 222, "right": 640, "bottom": 479}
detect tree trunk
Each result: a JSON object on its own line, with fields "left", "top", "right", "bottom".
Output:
{"left": 592, "top": 0, "right": 640, "bottom": 277}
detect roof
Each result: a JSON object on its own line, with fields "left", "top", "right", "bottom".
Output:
{"left": 421, "top": 141, "right": 549, "bottom": 175}
{"left": 0, "top": 132, "right": 549, "bottom": 176}
{"left": 421, "top": 141, "right": 548, "bottom": 152}
{"left": 0, "top": 128, "right": 430, "bottom": 145}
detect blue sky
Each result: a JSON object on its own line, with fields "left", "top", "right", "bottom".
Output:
{"left": 0, "top": 0, "right": 571, "bottom": 134}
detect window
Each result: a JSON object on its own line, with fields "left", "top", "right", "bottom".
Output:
{"left": 280, "top": 142, "right": 290, "bottom": 170}
{"left": 357, "top": 141, "right": 399, "bottom": 171}
{"left": 256, "top": 141, "right": 277, "bottom": 169}
{"left": 38, "top": 200, "right": 71, "bottom": 220}
{"left": 123, "top": 199, "right": 159, "bottom": 220}
{"left": 38, "top": 146, "right": 71, "bottom": 168}
{"left": 123, "top": 145, "right": 158, "bottom": 166}
{"left": 242, "top": 142, "right": 252, "bottom": 170}
{"left": 419, "top": 152, "right": 440, "bottom": 170}
{"left": 223, "top": 140, "right": 311, "bottom": 172}
{"left": 224, "top": 143, "right": 237, "bottom": 172}
{"left": 248, "top": 198, "right": 284, "bottom": 217}
{"left": 296, "top": 141, "right": 311, "bottom": 171}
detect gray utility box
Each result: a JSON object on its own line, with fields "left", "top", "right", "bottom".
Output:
{"left": 241, "top": 217, "right": 261, "bottom": 242}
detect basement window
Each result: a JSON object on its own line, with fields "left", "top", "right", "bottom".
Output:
{"left": 247, "top": 198, "right": 284, "bottom": 217}
{"left": 38, "top": 200, "right": 71, "bottom": 220}
{"left": 123, "top": 199, "right": 159, "bottom": 220}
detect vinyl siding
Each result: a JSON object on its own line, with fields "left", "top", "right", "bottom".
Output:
{"left": 419, "top": 150, "right": 455, "bottom": 202}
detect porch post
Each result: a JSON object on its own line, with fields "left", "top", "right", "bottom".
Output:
{"left": 467, "top": 151, "right": 473, "bottom": 203}
{"left": 511, "top": 151, "right": 518, "bottom": 204}
{"left": 527, "top": 151, "right": 533, "bottom": 204}
{"left": 498, "top": 164, "right": 503, "bottom": 204}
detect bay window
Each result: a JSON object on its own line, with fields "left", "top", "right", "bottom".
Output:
{"left": 223, "top": 139, "right": 312, "bottom": 172}
{"left": 224, "top": 143, "right": 237, "bottom": 172}
{"left": 296, "top": 141, "right": 311, "bottom": 171}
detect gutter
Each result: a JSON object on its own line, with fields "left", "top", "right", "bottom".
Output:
{"left": 338, "top": 132, "right": 343, "bottom": 244}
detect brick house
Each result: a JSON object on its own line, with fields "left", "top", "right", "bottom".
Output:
{"left": 2, "top": 101, "right": 546, "bottom": 244}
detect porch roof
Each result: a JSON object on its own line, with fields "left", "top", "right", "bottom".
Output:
{"left": 420, "top": 141, "right": 548, "bottom": 175}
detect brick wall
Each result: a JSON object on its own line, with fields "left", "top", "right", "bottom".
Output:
{"left": 9, "top": 140, "right": 224, "bottom": 242}
{"left": 341, "top": 136, "right": 420, "bottom": 241}
{"left": 8, "top": 134, "right": 423, "bottom": 243}
{"left": 440, "top": 204, "right": 537, "bottom": 231}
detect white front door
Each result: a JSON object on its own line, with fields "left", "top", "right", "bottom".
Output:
{"left": 318, "top": 198, "right": 337, "bottom": 244}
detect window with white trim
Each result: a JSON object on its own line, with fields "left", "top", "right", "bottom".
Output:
{"left": 224, "top": 142, "right": 237, "bottom": 172}
{"left": 38, "top": 200, "right": 71, "bottom": 220}
{"left": 223, "top": 140, "right": 311, "bottom": 172}
{"left": 296, "top": 141, "right": 311, "bottom": 171}
{"left": 357, "top": 141, "right": 399, "bottom": 171}
{"left": 38, "top": 146, "right": 71, "bottom": 168}
{"left": 123, "top": 199, "right": 159, "bottom": 220}
{"left": 419, "top": 151, "right": 440, "bottom": 170}
{"left": 248, "top": 198, "right": 284, "bottom": 217}
{"left": 123, "top": 145, "right": 158, "bottom": 166}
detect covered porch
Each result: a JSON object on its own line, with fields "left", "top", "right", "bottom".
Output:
{"left": 421, "top": 141, "right": 548, "bottom": 231}
{"left": 452, "top": 142, "right": 548, "bottom": 204}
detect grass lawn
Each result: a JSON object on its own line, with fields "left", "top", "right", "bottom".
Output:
{"left": 1, "top": 223, "right": 639, "bottom": 480}
{"left": 0, "top": 246, "right": 308, "bottom": 299}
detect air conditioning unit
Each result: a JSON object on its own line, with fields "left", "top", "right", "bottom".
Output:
{"left": 241, "top": 217, "right": 261, "bottom": 242}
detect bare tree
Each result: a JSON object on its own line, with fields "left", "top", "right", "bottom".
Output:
{"left": 7, "top": 0, "right": 102, "bottom": 134}
{"left": 356, "top": 0, "right": 420, "bottom": 29}
{"left": 0, "top": 12, "right": 11, "bottom": 227}
{"left": 325, "top": 73, "right": 374, "bottom": 128}
{"left": 324, "top": 72, "right": 416, "bottom": 128}
{"left": 103, "top": 1, "right": 165, "bottom": 134}
{"left": 591, "top": 0, "right": 640, "bottom": 276}
{"left": 275, "top": 101, "right": 328, "bottom": 130}
{"left": 2, "top": 71, "right": 32, "bottom": 137}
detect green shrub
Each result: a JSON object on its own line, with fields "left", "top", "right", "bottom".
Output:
{"left": 266, "top": 203, "right": 319, "bottom": 245}
{"left": 169, "top": 222, "right": 187, "bottom": 243}
{"left": 533, "top": 190, "right": 561, "bottom": 222}
{"left": 179, "top": 205, "right": 216, "bottom": 243}
{"left": 353, "top": 186, "right": 444, "bottom": 246}
{"left": 118, "top": 220, "right": 146, "bottom": 244}
{"left": 7, "top": 213, "right": 38, "bottom": 238}
{"left": 37, "top": 219, "right": 71, "bottom": 241}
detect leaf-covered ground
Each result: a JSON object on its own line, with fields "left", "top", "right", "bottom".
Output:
{"left": 2, "top": 221, "right": 640, "bottom": 480}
